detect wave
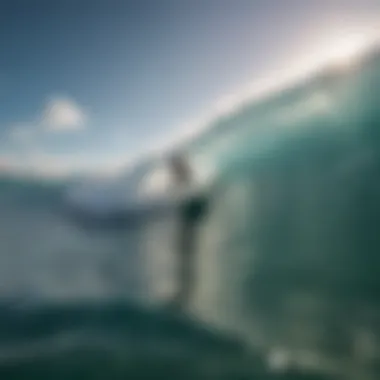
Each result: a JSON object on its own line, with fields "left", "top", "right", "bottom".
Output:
{"left": 63, "top": 45, "right": 380, "bottom": 223}
{"left": 0, "top": 46, "right": 379, "bottom": 378}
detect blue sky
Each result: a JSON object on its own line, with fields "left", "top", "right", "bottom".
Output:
{"left": 0, "top": 0, "right": 378, "bottom": 176}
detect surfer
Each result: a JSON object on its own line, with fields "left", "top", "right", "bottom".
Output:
{"left": 168, "top": 152, "right": 209, "bottom": 310}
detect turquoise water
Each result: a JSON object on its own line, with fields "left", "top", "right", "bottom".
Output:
{"left": 0, "top": 47, "right": 379, "bottom": 379}
{"left": 186, "top": 46, "right": 380, "bottom": 376}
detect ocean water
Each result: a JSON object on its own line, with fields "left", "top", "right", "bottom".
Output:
{"left": 0, "top": 47, "right": 379, "bottom": 379}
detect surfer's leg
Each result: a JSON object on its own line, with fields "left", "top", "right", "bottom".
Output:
{"left": 170, "top": 197, "right": 208, "bottom": 309}
{"left": 180, "top": 219, "right": 196, "bottom": 305}
{"left": 172, "top": 213, "right": 197, "bottom": 308}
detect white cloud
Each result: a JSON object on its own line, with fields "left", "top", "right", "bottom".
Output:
{"left": 42, "top": 97, "right": 87, "bottom": 131}
{"left": 3, "top": 96, "right": 90, "bottom": 177}
{"left": 8, "top": 96, "right": 87, "bottom": 153}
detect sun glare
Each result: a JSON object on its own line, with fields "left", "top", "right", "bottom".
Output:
{"left": 324, "top": 33, "right": 372, "bottom": 68}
